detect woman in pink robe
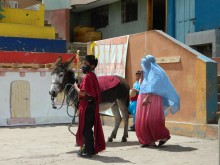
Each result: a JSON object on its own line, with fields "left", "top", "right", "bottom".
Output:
{"left": 135, "top": 55, "right": 180, "bottom": 147}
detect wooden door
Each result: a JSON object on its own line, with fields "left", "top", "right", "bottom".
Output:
{"left": 10, "top": 80, "right": 30, "bottom": 118}
{"left": 175, "top": 0, "right": 195, "bottom": 43}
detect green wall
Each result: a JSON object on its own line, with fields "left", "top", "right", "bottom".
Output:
{"left": 72, "top": 0, "right": 147, "bottom": 40}
{"left": 98, "top": 0, "right": 147, "bottom": 39}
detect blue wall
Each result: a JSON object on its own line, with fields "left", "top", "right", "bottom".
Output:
{"left": 167, "top": 0, "right": 175, "bottom": 37}
{"left": 0, "top": 37, "right": 66, "bottom": 53}
{"left": 206, "top": 62, "right": 218, "bottom": 123}
{"left": 167, "top": 0, "right": 220, "bottom": 38}
{"left": 195, "top": 0, "right": 220, "bottom": 31}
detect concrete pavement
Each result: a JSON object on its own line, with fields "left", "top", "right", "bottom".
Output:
{"left": 0, "top": 125, "right": 218, "bottom": 165}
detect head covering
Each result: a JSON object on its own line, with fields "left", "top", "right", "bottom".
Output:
{"left": 84, "top": 55, "right": 98, "bottom": 68}
{"left": 140, "top": 55, "right": 180, "bottom": 116}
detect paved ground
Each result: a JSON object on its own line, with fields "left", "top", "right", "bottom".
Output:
{"left": 0, "top": 124, "right": 218, "bottom": 165}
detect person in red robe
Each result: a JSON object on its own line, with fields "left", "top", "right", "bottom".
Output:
{"left": 73, "top": 55, "right": 106, "bottom": 158}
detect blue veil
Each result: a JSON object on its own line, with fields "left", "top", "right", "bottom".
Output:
{"left": 140, "top": 55, "right": 180, "bottom": 116}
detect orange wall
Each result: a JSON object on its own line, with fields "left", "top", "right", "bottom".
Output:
{"left": 126, "top": 31, "right": 202, "bottom": 123}
{"left": 100, "top": 30, "right": 217, "bottom": 138}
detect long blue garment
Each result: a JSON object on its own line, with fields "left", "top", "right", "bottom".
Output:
{"left": 140, "top": 55, "right": 180, "bottom": 116}
{"left": 128, "top": 81, "right": 140, "bottom": 122}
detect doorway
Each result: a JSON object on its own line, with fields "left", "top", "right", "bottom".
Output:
{"left": 147, "top": 0, "right": 167, "bottom": 32}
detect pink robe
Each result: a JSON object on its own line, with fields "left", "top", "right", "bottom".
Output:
{"left": 135, "top": 93, "right": 170, "bottom": 145}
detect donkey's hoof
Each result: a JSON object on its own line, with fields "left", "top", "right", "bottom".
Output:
{"left": 121, "top": 137, "right": 127, "bottom": 142}
{"left": 107, "top": 137, "right": 113, "bottom": 142}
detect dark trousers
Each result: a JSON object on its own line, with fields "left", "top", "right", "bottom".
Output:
{"left": 83, "top": 100, "right": 95, "bottom": 154}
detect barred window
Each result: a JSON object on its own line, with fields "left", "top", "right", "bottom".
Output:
{"left": 121, "top": 0, "right": 138, "bottom": 23}
{"left": 89, "top": 5, "right": 109, "bottom": 29}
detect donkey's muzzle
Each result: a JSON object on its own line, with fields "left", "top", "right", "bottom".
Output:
{"left": 49, "top": 90, "right": 56, "bottom": 97}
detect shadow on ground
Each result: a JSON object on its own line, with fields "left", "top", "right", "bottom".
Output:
{"left": 66, "top": 150, "right": 131, "bottom": 163}
{"left": 156, "top": 145, "right": 197, "bottom": 152}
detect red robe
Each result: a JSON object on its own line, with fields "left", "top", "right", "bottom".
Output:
{"left": 76, "top": 71, "right": 106, "bottom": 154}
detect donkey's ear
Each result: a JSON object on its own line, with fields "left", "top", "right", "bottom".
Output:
{"left": 55, "top": 56, "right": 62, "bottom": 66}
{"left": 66, "top": 57, "right": 74, "bottom": 68}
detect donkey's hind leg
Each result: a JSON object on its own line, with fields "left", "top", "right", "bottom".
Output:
{"left": 117, "top": 99, "right": 129, "bottom": 142}
{"left": 107, "top": 103, "right": 122, "bottom": 142}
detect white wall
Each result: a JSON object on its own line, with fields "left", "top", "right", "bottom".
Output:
{"left": 0, "top": 70, "right": 76, "bottom": 126}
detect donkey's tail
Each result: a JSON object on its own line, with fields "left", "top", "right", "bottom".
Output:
{"left": 117, "top": 76, "right": 130, "bottom": 107}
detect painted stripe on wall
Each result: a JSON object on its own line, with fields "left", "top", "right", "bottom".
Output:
{"left": 0, "top": 51, "right": 76, "bottom": 64}
{"left": 0, "top": 36, "right": 65, "bottom": 53}
{"left": 0, "top": 23, "right": 55, "bottom": 39}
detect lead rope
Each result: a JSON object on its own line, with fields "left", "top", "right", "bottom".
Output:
{"left": 67, "top": 85, "right": 79, "bottom": 136}
{"left": 51, "top": 83, "right": 79, "bottom": 136}
{"left": 144, "top": 31, "right": 149, "bottom": 55}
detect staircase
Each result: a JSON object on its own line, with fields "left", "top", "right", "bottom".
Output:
{"left": 44, "top": 20, "right": 62, "bottom": 40}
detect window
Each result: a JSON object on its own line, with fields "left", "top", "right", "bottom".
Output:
{"left": 121, "top": 0, "right": 138, "bottom": 23}
{"left": 89, "top": 5, "right": 109, "bottom": 29}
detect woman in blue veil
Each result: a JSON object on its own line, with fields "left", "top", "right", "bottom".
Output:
{"left": 135, "top": 55, "right": 180, "bottom": 147}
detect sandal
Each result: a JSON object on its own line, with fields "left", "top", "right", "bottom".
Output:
{"left": 158, "top": 138, "right": 170, "bottom": 147}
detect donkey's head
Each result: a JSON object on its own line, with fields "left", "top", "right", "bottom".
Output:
{"left": 49, "top": 56, "right": 75, "bottom": 97}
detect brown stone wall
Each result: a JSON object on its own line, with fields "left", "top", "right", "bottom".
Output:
{"left": 3, "top": 0, "right": 40, "bottom": 8}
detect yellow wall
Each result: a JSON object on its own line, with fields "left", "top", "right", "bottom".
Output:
{"left": 0, "top": 4, "right": 44, "bottom": 27}
{"left": 0, "top": 23, "right": 55, "bottom": 39}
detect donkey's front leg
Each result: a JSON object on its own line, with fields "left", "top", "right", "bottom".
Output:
{"left": 107, "top": 103, "right": 122, "bottom": 142}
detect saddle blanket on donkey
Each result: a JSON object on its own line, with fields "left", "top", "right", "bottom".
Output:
{"left": 97, "top": 76, "right": 121, "bottom": 116}
{"left": 98, "top": 76, "right": 120, "bottom": 92}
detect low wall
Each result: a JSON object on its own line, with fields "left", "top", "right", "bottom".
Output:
{"left": 0, "top": 68, "right": 75, "bottom": 126}
{"left": 0, "top": 52, "right": 77, "bottom": 126}
{"left": 123, "top": 30, "right": 218, "bottom": 138}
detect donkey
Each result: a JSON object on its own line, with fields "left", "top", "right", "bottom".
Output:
{"left": 49, "top": 57, "right": 130, "bottom": 142}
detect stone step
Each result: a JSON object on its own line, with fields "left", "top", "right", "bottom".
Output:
{"left": 44, "top": 20, "right": 52, "bottom": 27}
{"left": 44, "top": 22, "right": 51, "bottom": 27}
